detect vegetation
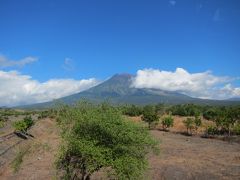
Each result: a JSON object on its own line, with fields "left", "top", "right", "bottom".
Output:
{"left": 121, "top": 104, "right": 143, "bottom": 116}
{"left": 168, "top": 104, "right": 201, "bottom": 117}
{"left": 0, "top": 108, "right": 36, "bottom": 117}
{"left": 142, "top": 105, "right": 159, "bottom": 129}
{"left": 56, "top": 101, "right": 159, "bottom": 180}
{"left": 13, "top": 116, "right": 34, "bottom": 133}
{"left": 183, "top": 118, "right": 195, "bottom": 135}
{"left": 0, "top": 120, "right": 4, "bottom": 128}
{"left": 206, "top": 125, "right": 218, "bottom": 136}
{"left": 194, "top": 115, "right": 202, "bottom": 131}
{"left": 161, "top": 116, "right": 174, "bottom": 131}
{"left": 11, "top": 145, "right": 30, "bottom": 173}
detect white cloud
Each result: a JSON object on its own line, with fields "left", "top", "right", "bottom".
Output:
{"left": 0, "top": 70, "right": 100, "bottom": 106}
{"left": 169, "top": 0, "right": 176, "bottom": 6}
{"left": 220, "top": 84, "right": 240, "bottom": 98}
{"left": 131, "top": 68, "right": 240, "bottom": 99}
{"left": 0, "top": 55, "right": 38, "bottom": 68}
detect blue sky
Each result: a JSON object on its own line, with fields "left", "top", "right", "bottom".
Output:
{"left": 0, "top": 0, "right": 240, "bottom": 105}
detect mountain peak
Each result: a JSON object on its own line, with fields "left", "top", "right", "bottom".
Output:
{"left": 111, "top": 73, "right": 133, "bottom": 79}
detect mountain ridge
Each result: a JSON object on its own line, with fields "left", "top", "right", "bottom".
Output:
{"left": 18, "top": 74, "right": 240, "bottom": 109}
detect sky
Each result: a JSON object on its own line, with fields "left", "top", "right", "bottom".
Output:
{"left": 0, "top": 0, "right": 240, "bottom": 106}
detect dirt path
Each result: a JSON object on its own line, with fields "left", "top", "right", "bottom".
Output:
{"left": 0, "top": 118, "right": 60, "bottom": 180}
{"left": 146, "top": 130, "right": 240, "bottom": 180}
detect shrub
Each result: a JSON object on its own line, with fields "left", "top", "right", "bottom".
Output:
{"left": 0, "top": 120, "right": 4, "bottom": 128}
{"left": 56, "top": 101, "right": 159, "bottom": 180}
{"left": 23, "top": 116, "right": 34, "bottom": 128}
{"left": 161, "top": 116, "right": 174, "bottom": 131}
{"left": 183, "top": 118, "right": 194, "bottom": 135}
{"left": 233, "top": 123, "right": 240, "bottom": 135}
{"left": 194, "top": 115, "right": 202, "bottom": 130}
{"left": 206, "top": 125, "right": 218, "bottom": 135}
{"left": 13, "top": 121, "right": 28, "bottom": 133}
{"left": 203, "top": 108, "right": 218, "bottom": 120}
{"left": 13, "top": 116, "right": 34, "bottom": 133}
{"left": 142, "top": 105, "right": 159, "bottom": 129}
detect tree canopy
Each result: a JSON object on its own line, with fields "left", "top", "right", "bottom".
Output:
{"left": 56, "top": 101, "right": 159, "bottom": 180}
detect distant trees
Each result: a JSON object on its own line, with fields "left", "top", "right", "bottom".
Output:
{"left": 121, "top": 104, "right": 143, "bottom": 116}
{"left": 142, "top": 105, "right": 159, "bottom": 129}
{"left": 56, "top": 101, "right": 159, "bottom": 180}
{"left": 169, "top": 104, "right": 201, "bottom": 117}
{"left": 204, "top": 106, "right": 240, "bottom": 136}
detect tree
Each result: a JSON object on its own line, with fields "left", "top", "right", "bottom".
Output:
{"left": 56, "top": 101, "right": 159, "bottom": 180}
{"left": 13, "top": 121, "right": 28, "bottom": 133}
{"left": 13, "top": 116, "right": 34, "bottom": 133}
{"left": 122, "top": 104, "right": 143, "bottom": 116}
{"left": 161, "top": 116, "right": 174, "bottom": 131}
{"left": 183, "top": 118, "right": 194, "bottom": 135}
{"left": 142, "top": 105, "right": 159, "bottom": 129}
{"left": 194, "top": 115, "right": 202, "bottom": 131}
{"left": 23, "top": 116, "right": 34, "bottom": 129}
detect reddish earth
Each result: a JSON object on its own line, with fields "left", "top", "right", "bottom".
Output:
{"left": 0, "top": 118, "right": 60, "bottom": 180}
{"left": 0, "top": 116, "right": 240, "bottom": 180}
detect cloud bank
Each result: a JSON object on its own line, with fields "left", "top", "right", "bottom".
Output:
{"left": 131, "top": 68, "right": 240, "bottom": 99}
{"left": 0, "top": 55, "right": 38, "bottom": 68}
{"left": 0, "top": 70, "right": 100, "bottom": 106}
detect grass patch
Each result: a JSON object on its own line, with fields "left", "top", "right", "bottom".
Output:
{"left": 11, "top": 145, "right": 30, "bottom": 173}
{"left": 0, "top": 121, "right": 4, "bottom": 128}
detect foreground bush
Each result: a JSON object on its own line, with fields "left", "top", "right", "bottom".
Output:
{"left": 56, "top": 101, "right": 159, "bottom": 180}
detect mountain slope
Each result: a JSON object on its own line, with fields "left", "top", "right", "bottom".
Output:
{"left": 19, "top": 74, "right": 240, "bottom": 109}
{"left": 59, "top": 74, "right": 195, "bottom": 104}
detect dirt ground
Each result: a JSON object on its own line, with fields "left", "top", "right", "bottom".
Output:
{"left": 0, "top": 116, "right": 240, "bottom": 180}
{"left": 147, "top": 130, "right": 240, "bottom": 180}
{"left": 0, "top": 118, "right": 60, "bottom": 180}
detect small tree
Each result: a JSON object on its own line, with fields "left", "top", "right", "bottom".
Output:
{"left": 56, "top": 102, "right": 159, "bottom": 180}
{"left": 161, "top": 116, "right": 174, "bottom": 131}
{"left": 13, "top": 121, "right": 28, "bottom": 133}
{"left": 194, "top": 115, "right": 202, "bottom": 131}
{"left": 183, "top": 118, "right": 194, "bottom": 135}
{"left": 23, "top": 116, "right": 34, "bottom": 129}
{"left": 142, "top": 105, "right": 159, "bottom": 129}
{"left": 13, "top": 116, "right": 34, "bottom": 133}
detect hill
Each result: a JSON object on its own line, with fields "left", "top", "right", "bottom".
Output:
{"left": 18, "top": 74, "right": 240, "bottom": 109}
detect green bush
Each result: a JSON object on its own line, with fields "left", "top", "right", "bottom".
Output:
{"left": 23, "top": 116, "right": 34, "bottom": 128}
{"left": 183, "top": 118, "right": 194, "bottom": 135}
{"left": 13, "top": 116, "right": 34, "bottom": 133}
{"left": 194, "top": 115, "right": 202, "bottom": 130}
{"left": 0, "top": 120, "right": 4, "bottom": 128}
{"left": 13, "top": 121, "right": 28, "bottom": 133}
{"left": 206, "top": 125, "right": 218, "bottom": 135}
{"left": 56, "top": 101, "right": 159, "bottom": 180}
{"left": 161, "top": 116, "right": 174, "bottom": 130}
{"left": 122, "top": 105, "right": 143, "bottom": 116}
{"left": 233, "top": 123, "right": 240, "bottom": 135}
{"left": 142, "top": 105, "right": 159, "bottom": 129}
